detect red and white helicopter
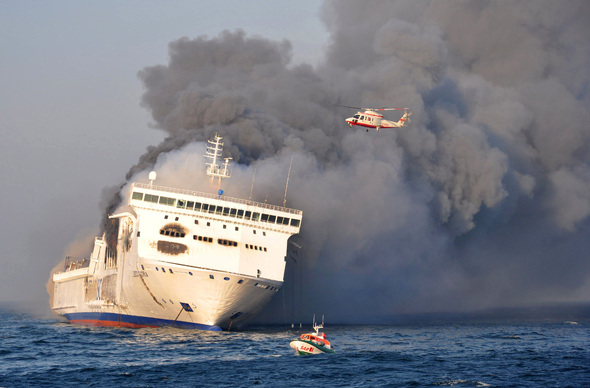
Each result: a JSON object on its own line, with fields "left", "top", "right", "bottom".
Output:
{"left": 341, "top": 106, "right": 412, "bottom": 132}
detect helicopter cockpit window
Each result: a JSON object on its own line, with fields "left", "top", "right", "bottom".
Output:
{"left": 353, "top": 114, "right": 360, "bottom": 119}
{"left": 360, "top": 116, "right": 364, "bottom": 120}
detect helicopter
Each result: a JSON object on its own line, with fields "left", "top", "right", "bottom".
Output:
{"left": 340, "top": 106, "right": 412, "bottom": 132}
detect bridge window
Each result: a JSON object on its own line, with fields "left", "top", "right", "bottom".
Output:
{"left": 245, "top": 211, "right": 252, "bottom": 220}
{"left": 268, "top": 215, "right": 276, "bottom": 223}
{"left": 201, "top": 203, "right": 208, "bottom": 212}
{"left": 159, "top": 196, "right": 175, "bottom": 206}
{"left": 177, "top": 199, "right": 186, "bottom": 209}
{"left": 290, "top": 219, "right": 300, "bottom": 227}
{"left": 132, "top": 192, "right": 143, "bottom": 200}
{"left": 144, "top": 194, "right": 159, "bottom": 203}
{"left": 186, "top": 201, "right": 194, "bottom": 210}
{"left": 223, "top": 207, "right": 230, "bottom": 216}
{"left": 230, "top": 208, "right": 237, "bottom": 217}
{"left": 237, "top": 209, "right": 244, "bottom": 219}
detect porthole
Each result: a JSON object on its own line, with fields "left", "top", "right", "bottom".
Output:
{"left": 209, "top": 275, "right": 214, "bottom": 279}
{"left": 238, "top": 279, "right": 244, "bottom": 284}
{"left": 156, "top": 267, "right": 159, "bottom": 271}
{"left": 189, "top": 272, "right": 193, "bottom": 276}
{"left": 164, "top": 215, "right": 168, "bottom": 219}
{"left": 224, "top": 277, "right": 230, "bottom": 281}
{"left": 169, "top": 268, "right": 173, "bottom": 274}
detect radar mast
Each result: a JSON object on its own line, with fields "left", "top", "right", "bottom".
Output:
{"left": 204, "top": 133, "right": 232, "bottom": 187}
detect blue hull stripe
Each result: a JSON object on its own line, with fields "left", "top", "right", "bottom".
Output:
{"left": 64, "top": 312, "right": 222, "bottom": 331}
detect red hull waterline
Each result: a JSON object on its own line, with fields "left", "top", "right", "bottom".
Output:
{"left": 68, "top": 319, "right": 158, "bottom": 328}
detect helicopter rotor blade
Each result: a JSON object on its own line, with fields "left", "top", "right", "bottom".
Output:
{"left": 334, "top": 104, "right": 364, "bottom": 110}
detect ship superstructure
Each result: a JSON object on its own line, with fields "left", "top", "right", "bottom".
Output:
{"left": 50, "top": 134, "right": 302, "bottom": 330}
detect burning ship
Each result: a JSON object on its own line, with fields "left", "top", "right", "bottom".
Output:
{"left": 50, "top": 134, "right": 302, "bottom": 330}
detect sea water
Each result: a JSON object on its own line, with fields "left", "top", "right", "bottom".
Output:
{"left": 1, "top": 308, "right": 589, "bottom": 387}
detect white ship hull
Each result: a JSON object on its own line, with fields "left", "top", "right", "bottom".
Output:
{"left": 53, "top": 262, "right": 282, "bottom": 330}
{"left": 51, "top": 179, "right": 302, "bottom": 331}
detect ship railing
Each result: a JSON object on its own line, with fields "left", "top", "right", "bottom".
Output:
{"left": 133, "top": 182, "right": 303, "bottom": 215}
{"left": 63, "top": 256, "right": 90, "bottom": 272}
{"left": 53, "top": 257, "right": 92, "bottom": 282}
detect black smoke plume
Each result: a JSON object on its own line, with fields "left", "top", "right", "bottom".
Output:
{"left": 102, "top": 1, "right": 590, "bottom": 322}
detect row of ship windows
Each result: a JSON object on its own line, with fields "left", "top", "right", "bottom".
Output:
{"left": 141, "top": 264, "right": 279, "bottom": 292}
{"left": 161, "top": 229, "right": 266, "bottom": 251}
{"left": 245, "top": 244, "right": 267, "bottom": 252}
{"left": 132, "top": 191, "right": 301, "bottom": 227}
{"left": 164, "top": 216, "right": 267, "bottom": 235}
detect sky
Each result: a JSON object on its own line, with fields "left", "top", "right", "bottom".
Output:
{"left": 0, "top": 1, "right": 326, "bottom": 308}
{"left": 2, "top": 1, "right": 590, "bottom": 323}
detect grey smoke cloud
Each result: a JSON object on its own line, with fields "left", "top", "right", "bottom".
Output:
{"left": 104, "top": 1, "right": 589, "bottom": 321}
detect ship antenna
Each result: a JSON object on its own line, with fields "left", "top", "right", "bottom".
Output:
{"left": 249, "top": 168, "right": 256, "bottom": 200}
{"left": 204, "top": 133, "right": 231, "bottom": 189}
{"left": 283, "top": 155, "right": 293, "bottom": 207}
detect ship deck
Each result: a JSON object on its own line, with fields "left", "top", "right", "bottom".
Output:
{"left": 133, "top": 182, "right": 302, "bottom": 216}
